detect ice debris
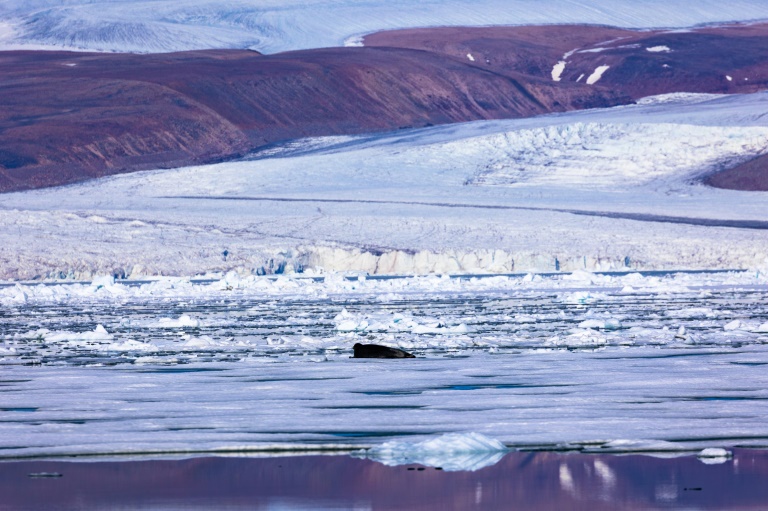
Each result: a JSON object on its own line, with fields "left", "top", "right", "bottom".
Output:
{"left": 157, "top": 314, "right": 201, "bottom": 328}
{"left": 360, "top": 432, "right": 508, "bottom": 471}
{"left": 697, "top": 447, "right": 732, "bottom": 458}
{"left": 697, "top": 447, "right": 732, "bottom": 464}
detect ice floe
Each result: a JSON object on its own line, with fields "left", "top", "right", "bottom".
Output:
{"left": 360, "top": 432, "right": 508, "bottom": 471}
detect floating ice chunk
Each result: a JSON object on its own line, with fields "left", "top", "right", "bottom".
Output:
{"left": 10, "top": 284, "right": 28, "bottom": 303}
{"left": 559, "top": 328, "right": 608, "bottom": 346}
{"left": 669, "top": 307, "right": 714, "bottom": 319}
{"left": 551, "top": 60, "right": 566, "bottom": 81}
{"left": 181, "top": 335, "right": 216, "bottom": 348}
{"left": 412, "top": 323, "right": 468, "bottom": 334}
{"left": 104, "top": 339, "right": 157, "bottom": 352}
{"left": 726, "top": 75, "right": 733, "bottom": 81}
{"left": 336, "top": 320, "right": 364, "bottom": 332}
{"left": 134, "top": 356, "right": 176, "bottom": 365}
{"left": 45, "top": 324, "right": 113, "bottom": 343}
{"left": 563, "top": 270, "right": 595, "bottom": 283}
{"left": 91, "top": 275, "right": 115, "bottom": 289}
{"left": 698, "top": 447, "right": 732, "bottom": 464}
{"left": 698, "top": 447, "right": 731, "bottom": 458}
{"left": 755, "top": 322, "right": 768, "bottom": 333}
{"left": 724, "top": 320, "right": 744, "bottom": 331}
{"left": 561, "top": 291, "right": 606, "bottom": 304}
{"left": 335, "top": 309, "right": 370, "bottom": 332}
{"left": 586, "top": 65, "right": 610, "bottom": 85}
{"left": 646, "top": 45, "right": 671, "bottom": 52}
{"left": 361, "top": 432, "right": 508, "bottom": 472}
{"left": 467, "top": 53, "right": 475, "bottom": 62}
{"left": 578, "top": 319, "right": 605, "bottom": 329}
{"left": 157, "top": 314, "right": 201, "bottom": 328}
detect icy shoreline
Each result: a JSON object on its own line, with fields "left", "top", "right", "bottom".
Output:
{"left": 2, "top": 268, "right": 766, "bottom": 305}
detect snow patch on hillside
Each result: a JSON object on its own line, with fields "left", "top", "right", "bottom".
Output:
{"left": 586, "top": 65, "right": 611, "bottom": 84}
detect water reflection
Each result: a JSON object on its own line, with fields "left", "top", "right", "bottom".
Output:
{"left": 2, "top": 449, "right": 767, "bottom": 510}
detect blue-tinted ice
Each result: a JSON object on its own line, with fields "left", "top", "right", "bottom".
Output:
{"left": 1, "top": 271, "right": 767, "bottom": 458}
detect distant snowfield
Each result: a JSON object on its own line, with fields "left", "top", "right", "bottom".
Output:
{"left": 1, "top": 92, "right": 768, "bottom": 279}
{"left": 1, "top": 0, "right": 768, "bottom": 53}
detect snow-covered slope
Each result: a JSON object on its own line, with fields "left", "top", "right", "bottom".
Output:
{"left": 1, "top": 93, "right": 767, "bottom": 279}
{"left": 1, "top": 0, "right": 768, "bottom": 53}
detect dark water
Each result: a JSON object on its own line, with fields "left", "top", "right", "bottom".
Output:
{"left": 2, "top": 449, "right": 767, "bottom": 510}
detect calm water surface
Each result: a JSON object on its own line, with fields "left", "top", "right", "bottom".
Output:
{"left": 2, "top": 449, "right": 767, "bottom": 511}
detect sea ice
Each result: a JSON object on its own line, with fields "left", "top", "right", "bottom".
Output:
{"left": 361, "top": 432, "right": 508, "bottom": 471}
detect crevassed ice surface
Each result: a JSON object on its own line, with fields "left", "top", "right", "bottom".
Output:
{"left": 1, "top": 271, "right": 768, "bottom": 459}
{"left": 1, "top": 0, "right": 768, "bottom": 53}
{"left": 2, "top": 93, "right": 768, "bottom": 279}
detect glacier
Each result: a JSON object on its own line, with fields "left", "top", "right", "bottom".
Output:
{"left": 1, "top": 93, "right": 768, "bottom": 280}
{"left": 0, "top": 1, "right": 767, "bottom": 53}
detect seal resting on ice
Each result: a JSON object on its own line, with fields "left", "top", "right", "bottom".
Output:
{"left": 353, "top": 343, "right": 415, "bottom": 358}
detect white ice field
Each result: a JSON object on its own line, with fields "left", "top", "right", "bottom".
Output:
{"left": 1, "top": 0, "right": 768, "bottom": 54}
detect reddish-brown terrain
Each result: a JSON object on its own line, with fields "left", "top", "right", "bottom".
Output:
{"left": 365, "top": 23, "right": 768, "bottom": 98}
{"left": 3, "top": 23, "right": 768, "bottom": 192}
{"left": 705, "top": 153, "right": 768, "bottom": 190}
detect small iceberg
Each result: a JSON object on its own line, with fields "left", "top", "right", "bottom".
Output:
{"left": 357, "top": 432, "right": 508, "bottom": 472}
{"left": 697, "top": 447, "right": 732, "bottom": 465}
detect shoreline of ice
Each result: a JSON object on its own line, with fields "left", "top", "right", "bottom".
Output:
{"left": 1, "top": 269, "right": 766, "bottom": 305}
{"left": 0, "top": 431, "right": 751, "bottom": 463}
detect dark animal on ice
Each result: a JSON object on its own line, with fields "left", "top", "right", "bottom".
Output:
{"left": 353, "top": 343, "right": 415, "bottom": 359}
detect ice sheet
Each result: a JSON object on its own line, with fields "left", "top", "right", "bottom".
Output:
{"left": 1, "top": 93, "right": 768, "bottom": 279}
{"left": 1, "top": 1, "right": 767, "bottom": 53}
